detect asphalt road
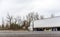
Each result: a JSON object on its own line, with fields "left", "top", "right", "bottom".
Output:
{"left": 0, "top": 31, "right": 60, "bottom": 37}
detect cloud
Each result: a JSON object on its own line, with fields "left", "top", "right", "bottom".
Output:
{"left": 0, "top": 0, "right": 60, "bottom": 17}
{"left": 0, "top": 0, "right": 60, "bottom": 24}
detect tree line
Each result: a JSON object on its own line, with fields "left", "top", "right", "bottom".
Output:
{"left": 0, "top": 12, "right": 54, "bottom": 31}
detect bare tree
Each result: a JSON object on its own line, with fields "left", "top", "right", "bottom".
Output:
{"left": 6, "top": 14, "right": 13, "bottom": 25}
{"left": 26, "top": 12, "right": 34, "bottom": 22}
{"left": 6, "top": 14, "right": 21, "bottom": 30}
{"left": 6, "top": 13, "right": 13, "bottom": 29}
{"left": 14, "top": 17, "right": 18, "bottom": 24}
{"left": 17, "top": 16, "right": 22, "bottom": 26}
{"left": 22, "top": 20, "right": 29, "bottom": 30}
{"left": 14, "top": 16, "right": 22, "bottom": 28}
{"left": 26, "top": 12, "right": 39, "bottom": 30}
{"left": 26, "top": 12, "right": 34, "bottom": 26}
{"left": 5, "top": 23, "right": 9, "bottom": 29}
{"left": 2, "top": 18, "right": 4, "bottom": 28}
{"left": 26, "top": 12, "right": 39, "bottom": 21}
{"left": 34, "top": 12, "right": 39, "bottom": 20}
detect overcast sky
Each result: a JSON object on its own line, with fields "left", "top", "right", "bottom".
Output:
{"left": 0, "top": 0, "right": 60, "bottom": 24}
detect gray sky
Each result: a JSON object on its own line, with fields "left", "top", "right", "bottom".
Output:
{"left": 0, "top": 0, "right": 60, "bottom": 24}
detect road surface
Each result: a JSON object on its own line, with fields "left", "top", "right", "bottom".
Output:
{"left": 0, "top": 31, "right": 60, "bottom": 37}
